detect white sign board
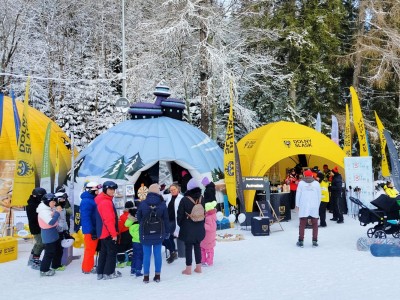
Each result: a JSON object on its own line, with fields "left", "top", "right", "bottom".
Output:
{"left": 344, "top": 156, "right": 374, "bottom": 213}
{"left": 13, "top": 210, "right": 28, "bottom": 226}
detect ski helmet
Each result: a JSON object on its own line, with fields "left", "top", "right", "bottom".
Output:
{"left": 85, "top": 181, "right": 101, "bottom": 190}
{"left": 102, "top": 181, "right": 118, "bottom": 193}
{"left": 42, "top": 193, "right": 57, "bottom": 206}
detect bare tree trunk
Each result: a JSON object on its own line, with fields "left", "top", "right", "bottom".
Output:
{"left": 352, "top": 2, "right": 366, "bottom": 89}
{"left": 199, "top": 2, "right": 209, "bottom": 134}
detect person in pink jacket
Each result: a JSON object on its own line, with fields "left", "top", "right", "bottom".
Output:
{"left": 200, "top": 201, "right": 217, "bottom": 266}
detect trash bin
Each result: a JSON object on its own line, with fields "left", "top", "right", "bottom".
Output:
{"left": 177, "top": 238, "right": 185, "bottom": 258}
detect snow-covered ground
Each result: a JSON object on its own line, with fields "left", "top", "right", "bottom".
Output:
{"left": 2, "top": 212, "right": 400, "bottom": 300}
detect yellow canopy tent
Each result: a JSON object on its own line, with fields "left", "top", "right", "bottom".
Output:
{"left": 237, "top": 121, "right": 346, "bottom": 211}
{"left": 0, "top": 95, "right": 75, "bottom": 206}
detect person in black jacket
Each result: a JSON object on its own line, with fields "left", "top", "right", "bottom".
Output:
{"left": 26, "top": 187, "right": 47, "bottom": 269}
{"left": 330, "top": 166, "right": 344, "bottom": 223}
{"left": 202, "top": 177, "right": 216, "bottom": 204}
{"left": 177, "top": 178, "right": 205, "bottom": 275}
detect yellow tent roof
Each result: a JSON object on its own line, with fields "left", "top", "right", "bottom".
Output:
{"left": 237, "top": 121, "right": 346, "bottom": 211}
{"left": 0, "top": 95, "right": 75, "bottom": 186}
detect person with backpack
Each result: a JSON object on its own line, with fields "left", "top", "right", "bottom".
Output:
{"left": 95, "top": 181, "right": 121, "bottom": 280}
{"left": 137, "top": 183, "right": 169, "bottom": 283}
{"left": 177, "top": 178, "right": 205, "bottom": 275}
{"left": 26, "top": 187, "right": 47, "bottom": 269}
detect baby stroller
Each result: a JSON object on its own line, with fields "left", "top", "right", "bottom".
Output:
{"left": 349, "top": 195, "right": 400, "bottom": 239}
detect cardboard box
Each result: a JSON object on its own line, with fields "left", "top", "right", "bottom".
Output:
{"left": 0, "top": 237, "right": 18, "bottom": 263}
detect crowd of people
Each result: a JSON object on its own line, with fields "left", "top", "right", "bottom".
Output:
{"left": 26, "top": 176, "right": 218, "bottom": 282}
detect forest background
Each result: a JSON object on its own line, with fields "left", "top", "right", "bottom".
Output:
{"left": 1, "top": 0, "right": 400, "bottom": 177}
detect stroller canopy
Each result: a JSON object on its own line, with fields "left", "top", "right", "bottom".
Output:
{"left": 371, "top": 194, "right": 400, "bottom": 212}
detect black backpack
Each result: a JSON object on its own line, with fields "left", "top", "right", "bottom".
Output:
{"left": 142, "top": 205, "right": 164, "bottom": 240}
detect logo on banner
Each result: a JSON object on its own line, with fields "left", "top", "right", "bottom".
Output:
{"left": 225, "top": 161, "right": 234, "bottom": 176}
{"left": 283, "top": 139, "right": 312, "bottom": 148}
{"left": 16, "top": 160, "right": 34, "bottom": 177}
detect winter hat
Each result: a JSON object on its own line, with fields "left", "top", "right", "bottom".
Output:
{"left": 125, "top": 201, "right": 134, "bottom": 209}
{"left": 181, "top": 170, "right": 188, "bottom": 177}
{"left": 148, "top": 183, "right": 160, "bottom": 194}
{"left": 187, "top": 178, "right": 200, "bottom": 191}
{"left": 205, "top": 201, "right": 217, "bottom": 212}
{"left": 332, "top": 166, "right": 339, "bottom": 173}
{"left": 312, "top": 166, "right": 319, "bottom": 172}
{"left": 303, "top": 169, "right": 313, "bottom": 177}
{"left": 201, "top": 176, "right": 210, "bottom": 186}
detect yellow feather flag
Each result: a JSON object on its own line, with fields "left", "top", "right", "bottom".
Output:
{"left": 343, "top": 104, "right": 352, "bottom": 156}
{"left": 224, "top": 81, "right": 237, "bottom": 206}
{"left": 374, "top": 111, "right": 390, "bottom": 177}
{"left": 350, "top": 86, "right": 369, "bottom": 156}
{"left": 12, "top": 77, "right": 36, "bottom": 206}
{"left": 54, "top": 135, "right": 60, "bottom": 191}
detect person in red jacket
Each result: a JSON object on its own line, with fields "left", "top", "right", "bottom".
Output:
{"left": 116, "top": 201, "right": 134, "bottom": 267}
{"left": 285, "top": 168, "right": 299, "bottom": 209}
{"left": 95, "top": 181, "right": 121, "bottom": 280}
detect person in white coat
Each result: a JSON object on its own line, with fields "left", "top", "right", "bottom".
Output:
{"left": 162, "top": 183, "right": 183, "bottom": 263}
{"left": 295, "top": 169, "right": 321, "bottom": 248}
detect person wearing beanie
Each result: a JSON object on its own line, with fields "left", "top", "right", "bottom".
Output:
{"left": 295, "top": 169, "right": 321, "bottom": 248}
{"left": 37, "top": 193, "right": 62, "bottom": 276}
{"left": 116, "top": 201, "right": 135, "bottom": 268}
{"left": 26, "top": 187, "right": 47, "bottom": 269}
{"left": 177, "top": 178, "right": 205, "bottom": 275}
{"left": 162, "top": 183, "right": 183, "bottom": 264}
{"left": 200, "top": 201, "right": 217, "bottom": 267}
{"left": 330, "top": 167, "right": 344, "bottom": 223}
{"left": 202, "top": 177, "right": 216, "bottom": 204}
{"left": 80, "top": 182, "right": 101, "bottom": 274}
{"left": 137, "top": 183, "right": 169, "bottom": 283}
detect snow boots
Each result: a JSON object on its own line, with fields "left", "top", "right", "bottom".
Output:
{"left": 153, "top": 273, "right": 161, "bottom": 282}
{"left": 182, "top": 266, "right": 192, "bottom": 275}
{"left": 194, "top": 264, "right": 202, "bottom": 273}
{"left": 167, "top": 251, "right": 178, "bottom": 264}
{"left": 296, "top": 240, "right": 304, "bottom": 248}
{"left": 40, "top": 270, "right": 55, "bottom": 277}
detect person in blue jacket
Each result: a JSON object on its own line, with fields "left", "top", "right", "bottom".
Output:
{"left": 80, "top": 182, "right": 101, "bottom": 274}
{"left": 137, "top": 183, "right": 169, "bottom": 283}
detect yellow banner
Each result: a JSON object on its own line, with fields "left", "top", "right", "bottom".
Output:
{"left": 374, "top": 111, "right": 390, "bottom": 177}
{"left": 12, "top": 78, "right": 35, "bottom": 206}
{"left": 223, "top": 81, "right": 236, "bottom": 206}
{"left": 54, "top": 136, "right": 60, "bottom": 191}
{"left": 350, "top": 86, "right": 369, "bottom": 156}
{"left": 343, "top": 104, "right": 352, "bottom": 157}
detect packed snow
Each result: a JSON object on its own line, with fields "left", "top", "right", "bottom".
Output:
{"left": 2, "top": 211, "right": 400, "bottom": 300}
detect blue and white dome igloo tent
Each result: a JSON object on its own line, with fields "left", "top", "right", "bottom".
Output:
{"left": 71, "top": 85, "right": 224, "bottom": 202}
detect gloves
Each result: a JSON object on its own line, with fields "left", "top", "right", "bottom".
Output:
{"left": 165, "top": 233, "right": 170, "bottom": 240}
{"left": 91, "top": 231, "right": 97, "bottom": 240}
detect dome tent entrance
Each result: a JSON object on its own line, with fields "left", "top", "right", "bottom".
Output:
{"left": 72, "top": 117, "right": 223, "bottom": 202}
{"left": 237, "top": 121, "right": 346, "bottom": 212}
